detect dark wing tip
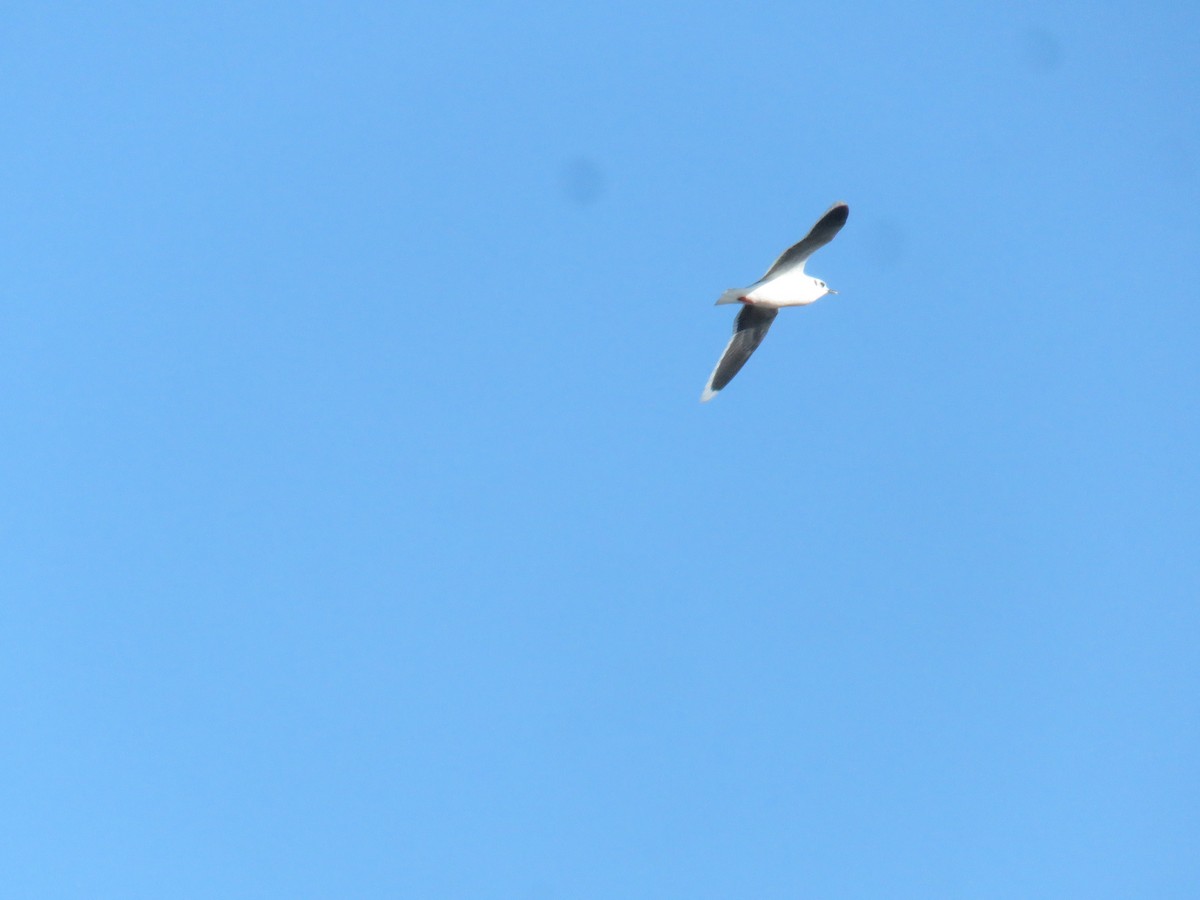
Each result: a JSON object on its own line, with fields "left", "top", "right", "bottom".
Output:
{"left": 802, "top": 201, "right": 849, "bottom": 248}
{"left": 823, "top": 202, "right": 850, "bottom": 227}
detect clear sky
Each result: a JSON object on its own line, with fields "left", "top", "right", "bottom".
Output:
{"left": 2, "top": 2, "right": 1198, "bottom": 897}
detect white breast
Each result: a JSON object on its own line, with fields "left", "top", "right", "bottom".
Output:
{"left": 744, "top": 270, "right": 825, "bottom": 308}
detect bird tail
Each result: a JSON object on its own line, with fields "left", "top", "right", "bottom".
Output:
{"left": 715, "top": 288, "right": 745, "bottom": 305}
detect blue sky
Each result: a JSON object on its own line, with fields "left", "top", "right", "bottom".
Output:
{"left": 2, "top": 2, "right": 1198, "bottom": 897}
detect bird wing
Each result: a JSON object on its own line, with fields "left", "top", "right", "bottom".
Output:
{"left": 760, "top": 202, "right": 849, "bottom": 279}
{"left": 701, "top": 304, "right": 779, "bottom": 402}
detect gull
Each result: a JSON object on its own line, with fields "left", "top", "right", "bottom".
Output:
{"left": 701, "top": 202, "right": 849, "bottom": 402}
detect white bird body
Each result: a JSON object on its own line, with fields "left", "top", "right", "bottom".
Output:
{"left": 715, "top": 267, "right": 830, "bottom": 308}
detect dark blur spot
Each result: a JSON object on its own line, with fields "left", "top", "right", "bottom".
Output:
{"left": 560, "top": 157, "right": 606, "bottom": 205}
{"left": 865, "top": 219, "right": 906, "bottom": 271}
{"left": 1018, "top": 27, "right": 1063, "bottom": 72}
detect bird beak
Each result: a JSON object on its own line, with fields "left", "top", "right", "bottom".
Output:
{"left": 826, "top": 288, "right": 838, "bottom": 295}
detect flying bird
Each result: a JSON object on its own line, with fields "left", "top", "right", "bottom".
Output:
{"left": 701, "top": 202, "right": 849, "bottom": 402}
